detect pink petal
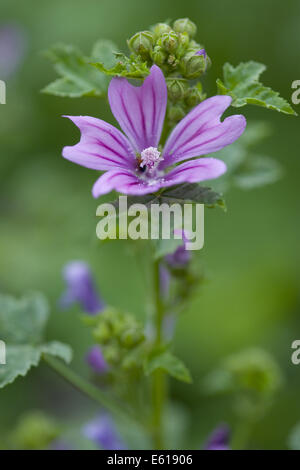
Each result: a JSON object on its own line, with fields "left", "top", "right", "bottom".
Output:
{"left": 162, "top": 158, "right": 227, "bottom": 186}
{"left": 161, "top": 96, "right": 246, "bottom": 168}
{"left": 62, "top": 116, "right": 135, "bottom": 171}
{"left": 108, "top": 65, "right": 167, "bottom": 152}
{"left": 92, "top": 170, "right": 162, "bottom": 197}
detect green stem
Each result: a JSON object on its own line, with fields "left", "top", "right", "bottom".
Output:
{"left": 43, "top": 354, "right": 136, "bottom": 425}
{"left": 151, "top": 259, "right": 167, "bottom": 449}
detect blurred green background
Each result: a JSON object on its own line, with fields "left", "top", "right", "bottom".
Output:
{"left": 0, "top": 0, "right": 299, "bottom": 450}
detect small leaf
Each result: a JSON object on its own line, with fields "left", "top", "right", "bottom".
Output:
{"left": 42, "top": 41, "right": 118, "bottom": 98}
{"left": 0, "top": 293, "right": 49, "bottom": 344}
{"left": 163, "top": 183, "right": 225, "bottom": 208}
{"left": 0, "top": 292, "right": 72, "bottom": 388}
{"left": 43, "top": 77, "right": 91, "bottom": 98}
{"left": 40, "top": 341, "right": 73, "bottom": 364}
{"left": 90, "top": 39, "right": 119, "bottom": 67}
{"left": 0, "top": 345, "right": 41, "bottom": 388}
{"left": 144, "top": 350, "right": 193, "bottom": 384}
{"left": 217, "top": 61, "right": 297, "bottom": 115}
{"left": 91, "top": 52, "right": 150, "bottom": 79}
{"left": 0, "top": 342, "right": 73, "bottom": 388}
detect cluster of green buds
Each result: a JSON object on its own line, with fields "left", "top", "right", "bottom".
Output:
{"left": 127, "top": 18, "right": 211, "bottom": 79}
{"left": 166, "top": 81, "right": 206, "bottom": 127}
{"left": 128, "top": 19, "right": 209, "bottom": 131}
{"left": 91, "top": 307, "right": 146, "bottom": 372}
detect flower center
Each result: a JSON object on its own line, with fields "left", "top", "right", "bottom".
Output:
{"left": 139, "top": 147, "right": 163, "bottom": 172}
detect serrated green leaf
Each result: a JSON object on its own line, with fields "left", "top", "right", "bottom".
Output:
{"left": 40, "top": 341, "right": 73, "bottom": 364}
{"left": 144, "top": 350, "right": 192, "bottom": 384}
{"left": 217, "top": 61, "right": 297, "bottom": 115}
{"left": 90, "top": 40, "right": 119, "bottom": 67}
{"left": 163, "top": 183, "right": 225, "bottom": 208}
{"left": 43, "top": 41, "right": 118, "bottom": 98}
{"left": 223, "top": 61, "right": 266, "bottom": 89}
{"left": 0, "top": 342, "right": 73, "bottom": 388}
{"left": 0, "top": 293, "right": 49, "bottom": 344}
{"left": 0, "top": 292, "right": 72, "bottom": 388}
{"left": 43, "top": 77, "right": 91, "bottom": 98}
{"left": 91, "top": 52, "right": 149, "bottom": 79}
{"left": 0, "top": 345, "right": 41, "bottom": 388}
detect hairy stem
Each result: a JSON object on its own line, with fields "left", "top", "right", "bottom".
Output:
{"left": 151, "top": 259, "right": 167, "bottom": 449}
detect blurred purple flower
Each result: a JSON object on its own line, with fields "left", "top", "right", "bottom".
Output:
{"left": 165, "top": 230, "right": 191, "bottom": 268}
{"left": 205, "top": 424, "right": 230, "bottom": 450}
{"left": 0, "top": 23, "right": 26, "bottom": 79}
{"left": 62, "top": 65, "right": 246, "bottom": 197}
{"left": 59, "top": 261, "right": 105, "bottom": 315}
{"left": 83, "top": 414, "right": 125, "bottom": 450}
{"left": 86, "top": 345, "right": 109, "bottom": 374}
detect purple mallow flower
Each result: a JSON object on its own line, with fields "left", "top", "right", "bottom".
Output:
{"left": 165, "top": 230, "right": 191, "bottom": 267}
{"left": 62, "top": 65, "right": 246, "bottom": 197}
{"left": 59, "top": 261, "right": 105, "bottom": 315}
{"left": 83, "top": 414, "right": 125, "bottom": 450}
{"left": 205, "top": 425, "right": 230, "bottom": 450}
{"left": 86, "top": 345, "right": 109, "bottom": 374}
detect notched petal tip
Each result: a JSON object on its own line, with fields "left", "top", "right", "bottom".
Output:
{"left": 207, "top": 94, "right": 233, "bottom": 110}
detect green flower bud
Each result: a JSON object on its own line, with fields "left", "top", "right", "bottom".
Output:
{"left": 111, "top": 317, "right": 126, "bottom": 337}
{"left": 103, "top": 345, "right": 121, "bottom": 365}
{"left": 152, "top": 22, "right": 172, "bottom": 39}
{"left": 121, "top": 328, "right": 144, "bottom": 348}
{"left": 158, "top": 31, "right": 179, "bottom": 53}
{"left": 168, "top": 104, "right": 186, "bottom": 123}
{"left": 180, "top": 51, "right": 207, "bottom": 79}
{"left": 185, "top": 85, "right": 204, "bottom": 108}
{"left": 173, "top": 18, "right": 197, "bottom": 38}
{"left": 167, "top": 78, "right": 188, "bottom": 102}
{"left": 178, "top": 32, "right": 190, "bottom": 51}
{"left": 128, "top": 31, "right": 154, "bottom": 59}
{"left": 189, "top": 39, "right": 200, "bottom": 49}
{"left": 151, "top": 45, "right": 167, "bottom": 66}
{"left": 167, "top": 54, "right": 178, "bottom": 68}
{"left": 93, "top": 322, "right": 111, "bottom": 344}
